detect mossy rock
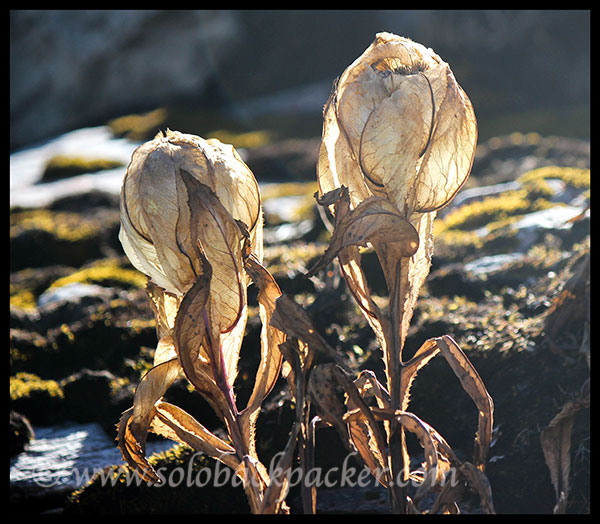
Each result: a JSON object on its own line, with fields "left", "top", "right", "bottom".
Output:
{"left": 406, "top": 240, "right": 590, "bottom": 514}
{"left": 10, "top": 372, "right": 65, "bottom": 425}
{"left": 433, "top": 165, "right": 590, "bottom": 264}
{"left": 9, "top": 288, "right": 37, "bottom": 311}
{"left": 10, "top": 266, "right": 79, "bottom": 315}
{"left": 59, "top": 369, "right": 133, "bottom": 435}
{"left": 107, "top": 108, "right": 168, "bottom": 141}
{"left": 39, "top": 155, "right": 125, "bottom": 183}
{"left": 10, "top": 209, "right": 106, "bottom": 271}
{"left": 10, "top": 302, "right": 157, "bottom": 380}
{"left": 48, "top": 258, "right": 147, "bottom": 291}
{"left": 65, "top": 444, "right": 250, "bottom": 514}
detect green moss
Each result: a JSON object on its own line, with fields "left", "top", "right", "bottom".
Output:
{"left": 107, "top": 108, "right": 168, "bottom": 141}
{"left": 49, "top": 259, "right": 147, "bottom": 290}
{"left": 11, "top": 209, "right": 101, "bottom": 243}
{"left": 41, "top": 155, "right": 125, "bottom": 182}
{"left": 10, "top": 372, "right": 65, "bottom": 424}
{"left": 518, "top": 166, "right": 590, "bottom": 190}
{"left": 10, "top": 372, "right": 64, "bottom": 401}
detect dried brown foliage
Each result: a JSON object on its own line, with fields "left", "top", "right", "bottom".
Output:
{"left": 115, "top": 33, "right": 495, "bottom": 514}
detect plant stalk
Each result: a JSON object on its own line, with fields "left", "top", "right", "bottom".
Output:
{"left": 386, "top": 259, "right": 408, "bottom": 513}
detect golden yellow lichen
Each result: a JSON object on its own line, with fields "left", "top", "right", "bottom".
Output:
{"left": 42, "top": 155, "right": 124, "bottom": 181}
{"left": 10, "top": 372, "right": 64, "bottom": 401}
{"left": 10, "top": 209, "right": 100, "bottom": 243}
{"left": 49, "top": 259, "right": 147, "bottom": 290}
{"left": 518, "top": 166, "right": 590, "bottom": 190}
{"left": 10, "top": 288, "right": 37, "bottom": 310}
{"left": 208, "top": 129, "right": 272, "bottom": 149}
{"left": 437, "top": 190, "right": 549, "bottom": 233}
{"left": 107, "top": 108, "right": 168, "bottom": 141}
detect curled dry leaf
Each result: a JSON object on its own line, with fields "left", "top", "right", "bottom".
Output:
{"left": 307, "top": 363, "right": 393, "bottom": 489}
{"left": 540, "top": 378, "right": 590, "bottom": 514}
{"left": 307, "top": 364, "right": 351, "bottom": 448}
{"left": 271, "top": 294, "right": 349, "bottom": 373}
{"left": 435, "top": 336, "right": 494, "bottom": 470}
{"left": 400, "top": 337, "right": 440, "bottom": 411}
{"left": 116, "top": 358, "right": 182, "bottom": 483}
{"left": 307, "top": 190, "right": 419, "bottom": 278}
{"left": 238, "top": 252, "right": 285, "bottom": 447}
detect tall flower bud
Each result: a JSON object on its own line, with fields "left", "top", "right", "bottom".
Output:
{"left": 318, "top": 32, "right": 477, "bottom": 218}
{"left": 315, "top": 33, "right": 478, "bottom": 381}
{"left": 119, "top": 129, "right": 262, "bottom": 297}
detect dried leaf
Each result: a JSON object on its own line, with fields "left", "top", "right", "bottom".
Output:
{"left": 146, "top": 281, "right": 181, "bottom": 343}
{"left": 329, "top": 366, "right": 392, "bottom": 488}
{"left": 307, "top": 364, "right": 351, "bottom": 447}
{"left": 172, "top": 265, "right": 233, "bottom": 419}
{"left": 338, "top": 246, "right": 389, "bottom": 343}
{"left": 383, "top": 210, "right": 436, "bottom": 365}
{"left": 316, "top": 189, "right": 389, "bottom": 344}
{"left": 353, "top": 369, "right": 391, "bottom": 409}
{"left": 151, "top": 401, "right": 240, "bottom": 471}
{"left": 394, "top": 411, "right": 439, "bottom": 502}
{"left": 435, "top": 335, "right": 494, "bottom": 470}
{"left": 457, "top": 462, "right": 495, "bottom": 514}
{"left": 116, "top": 357, "right": 182, "bottom": 482}
{"left": 260, "top": 421, "right": 300, "bottom": 514}
{"left": 241, "top": 252, "right": 285, "bottom": 417}
{"left": 540, "top": 379, "right": 590, "bottom": 514}
{"left": 260, "top": 338, "right": 309, "bottom": 515}
{"left": 307, "top": 195, "right": 419, "bottom": 277}
{"left": 116, "top": 408, "right": 158, "bottom": 483}
{"left": 271, "top": 295, "right": 349, "bottom": 372}
{"left": 401, "top": 337, "right": 441, "bottom": 411}
{"left": 179, "top": 170, "right": 248, "bottom": 385}
{"left": 409, "top": 67, "right": 477, "bottom": 214}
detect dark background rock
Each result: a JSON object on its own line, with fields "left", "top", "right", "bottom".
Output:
{"left": 10, "top": 10, "right": 589, "bottom": 151}
{"left": 10, "top": 411, "right": 35, "bottom": 457}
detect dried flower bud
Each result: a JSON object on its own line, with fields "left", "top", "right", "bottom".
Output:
{"left": 318, "top": 32, "right": 477, "bottom": 217}
{"left": 119, "top": 129, "right": 262, "bottom": 296}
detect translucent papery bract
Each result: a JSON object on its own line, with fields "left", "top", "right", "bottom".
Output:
{"left": 119, "top": 129, "right": 262, "bottom": 296}
{"left": 318, "top": 32, "right": 477, "bottom": 218}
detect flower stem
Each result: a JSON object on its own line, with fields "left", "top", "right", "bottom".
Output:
{"left": 387, "top": 259, "right": 408, "bottom": 513}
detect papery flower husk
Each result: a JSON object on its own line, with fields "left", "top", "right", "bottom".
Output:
{"left": 318, "top": 32, "right": 477, "bottom": 218}
{"left": 119, "top": 129, "right": 262, "bottom": 297}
